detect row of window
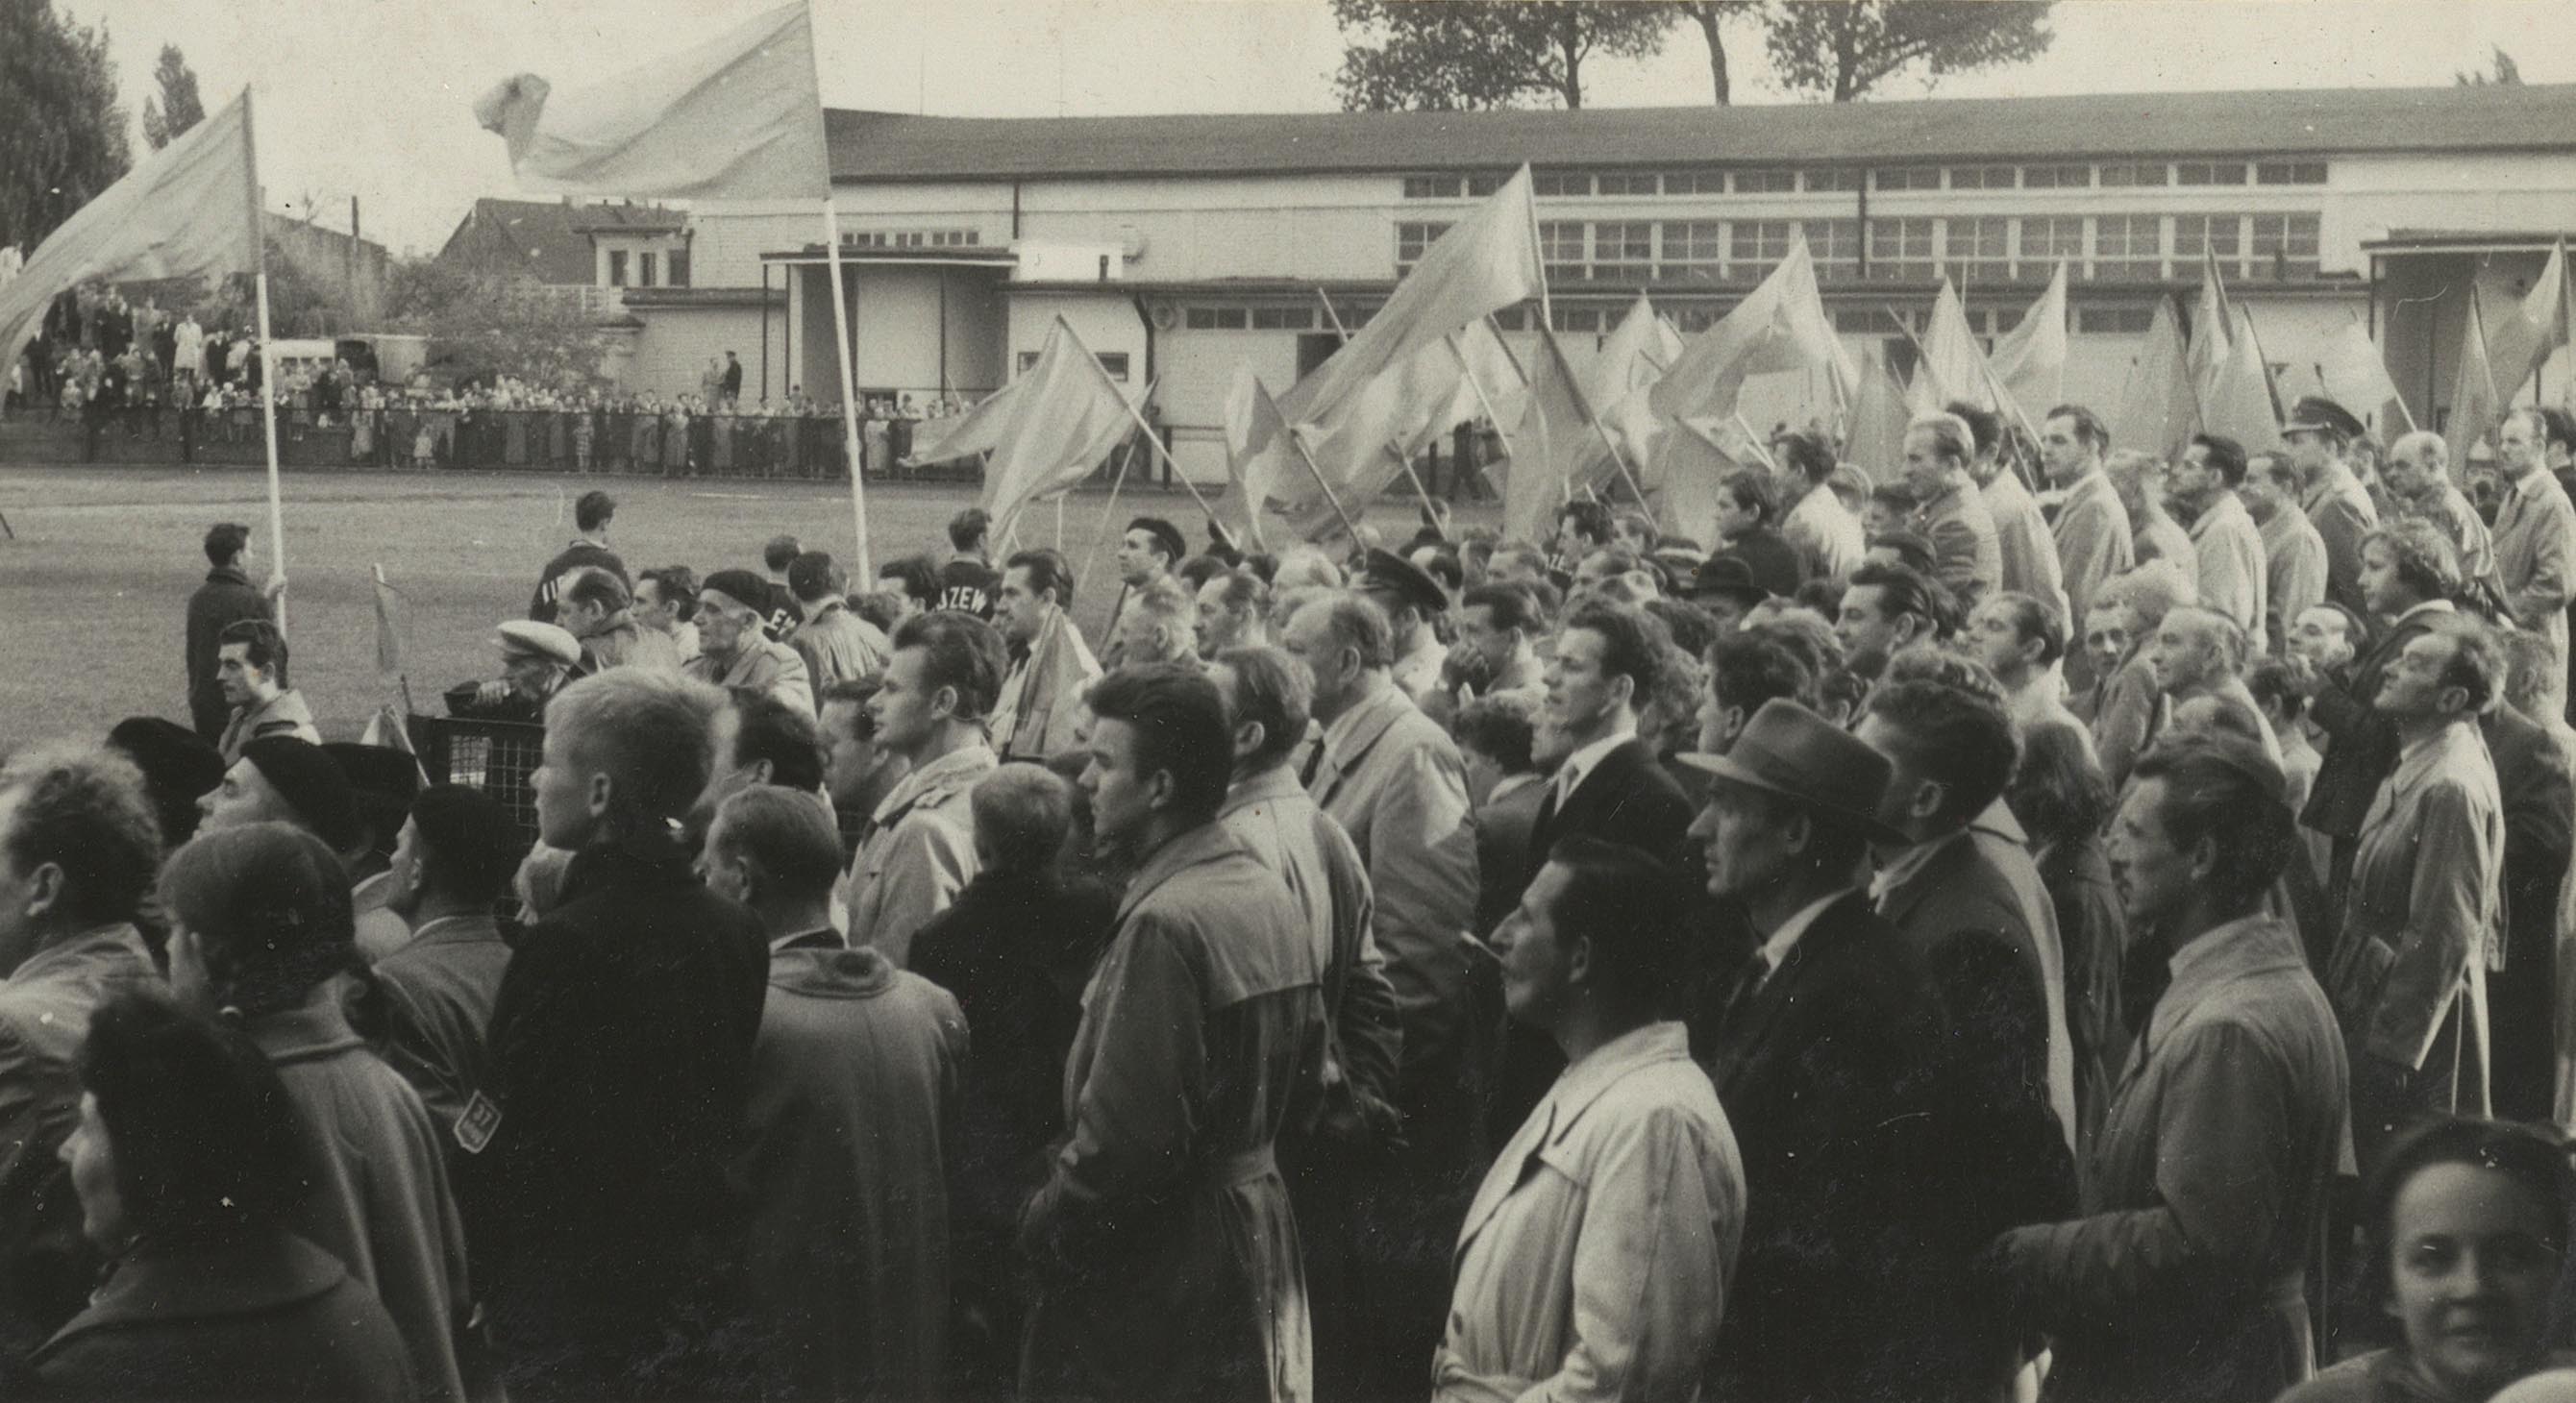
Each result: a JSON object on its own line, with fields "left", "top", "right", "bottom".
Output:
{"left": 1401, "top": 160, "right": 2327, "bottom": 201}
{"left": 1400, "top": 212, "right": 2323, "bottom": 284}
{"left": 1177, "top": 300, "right": 2167, "bottom": 340}
{"left": 605, "top": 250, "right": 689, "bottom": 288}
{"left": 841, "top": 228, "right": 984, "bottom": 248}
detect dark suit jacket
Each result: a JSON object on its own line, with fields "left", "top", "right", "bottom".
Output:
{"left": 1721, "top": 526, "right": 1804, "bottom": 599}
{"left": 1522, "top": 736, "right": 1695, "bottom": 893}
{"left": 2481, "top": 703, "right": 2571, "bottom": 1120}
{"left": 2302, "top": 604, "right": 2448, "bottom": 841}
{"left": 1703, "top": 891, "right": 2065, "bottom": 1402}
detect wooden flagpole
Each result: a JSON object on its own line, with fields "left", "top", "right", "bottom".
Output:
{"left": 244, "top": 87, "right": 289, "bottom": 637}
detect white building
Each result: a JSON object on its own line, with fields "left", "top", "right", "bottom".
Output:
{"left": 621, "top": 82, "right": 2576, "bottom": 483}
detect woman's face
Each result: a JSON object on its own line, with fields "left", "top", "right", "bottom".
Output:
{"left": 59, "top": 1093, "right": 128, "bottom": 1250}
{"left": 2389, "top": 1160, "right": 2564, "bottom": 1401}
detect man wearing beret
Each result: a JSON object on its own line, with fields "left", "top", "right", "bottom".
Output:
{"left": 686, "top": 569, "right": 818, "bottom": 717}
{"left": 1102, "top": 516, "right": 1185, "bottom": 670}
{"left": 198, "top": 736, "right": 363, "bottom": 860}
{"left": 1356, "top": 548, "right": 1450, "bottom": 708}
{"left": 456, "top": 621, "right": 582, "bottom": 725}
{"left": 2286, "top": 397, "right": 2381, "bottom": 620}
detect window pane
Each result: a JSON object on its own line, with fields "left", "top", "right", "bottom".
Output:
{"left": 1873, "top": 166, "right": 1941, "bottom": 191}
{"left": 1869, "top": 217, "right": 1936, "bottom": 281}
{"left": 2173, "top": 214, "right": 2243, "bottom": 275}
{"left": 1251, "top": 307, "right": 1315, "bottom": 330}
{"left": 1661, "top": 220, "right": 1723, "bottom": 281}
{"left": 1834, "top": 308, "right": 1907, "bottom": 335}
{"left": 1945, "top": 215, "right": 2012, "bottom": 282}
{"left": 1533, "top": 172, "right": 1592, "bottom": 198}
{"left": 1491, "top": 307, "right": 1526, "bottom": 331}
{"left": 1396, "top": 221, "right": 1452, "bottom": 273}
{"left": 1465, "top": 172, "right": 1502, "bottom": 196}
{"left": 1805, "top": 168, "right": 1863, "bottom": 192}
{"left": 1805, "top": 218, "right": 1862, "bottom": 282}
{"left": 2022, "top": 163, "right": 2091, "bottom": 189}
{"left": 1098, "top": 353, "right": 1130, "bottom": 381}
{"left": 2098, "top": 162, "right": 2167, "bottom": 187}
{"left": 1551, "top": 307, "right": 1603, "bottom": 332}
{"left": 2077, "top": 307, "right": 2156, "bottom": 334}
{"left": 2177, "top": 160, "right": 2248, "bottom": 186}
{"left": 2019, "top": 215, "right": 2087, "bottom": 274}
{"left": 2255, "top": 160, "right": 2328, "bottom": 185}
{"left": 1402, "top": 175, "right": 1455, "bottom": 199}
{"left": 2093, "top": 213, "right": 2164, "bottom": 280}
{"left": 1541, "top": 221, "right": 1586, "bottom": 282}
{"left": 1596, "top": 172, "right": 1660, "bottom": 197}
{"left": 1731, "top": 219, "right": 1793, "bottom": 281}
{"left": 1951, "top": 165, "right": 2016, "bottom": 190}
{"left": 1734, "top": 169, "right": 1796, "bottom": 193}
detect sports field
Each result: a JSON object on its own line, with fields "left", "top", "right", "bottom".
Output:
{"left": 0, "top": 460, "right": 1482, "bottom": 751}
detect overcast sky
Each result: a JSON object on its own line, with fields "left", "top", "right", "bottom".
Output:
{"left": 51, "top": 0, "right": 2576, "bottom": 257}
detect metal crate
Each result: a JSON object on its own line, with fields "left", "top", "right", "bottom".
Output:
{"left": 406, "top": 715, "right": 548, "bottom": 846}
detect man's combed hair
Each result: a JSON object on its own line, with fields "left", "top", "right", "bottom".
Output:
{"left": 217, "top": 618, "right": 289, "bottom": 688}
{"left": 1721, "top": 467, "right": 1780, "bottom": 524}
{"left": 1453, "top": 694, "right": 1537, "bottom": 775}
{"left": 1708, "top": 630, "right": 1818, "bottom": 717}
{"left": 1562, "top": 603, "right": 1667, "bottom": 704}
{"left": 1845, "top": 560, "right": 1946, "bottom": 639}
{"left": 1943, "top": 402, "right": 2002, "bottom": 460}
{"left": 2045, "top": 404, "right": 2109, "bottom": 454}
{"left": 711, "top": 785, "right": 845, "bottom": 903}
{"left": 1215, "top": 646, "right": 1315, "bottom": 775}
{"left": 1085, "top": 663, "right": 1235, "bottom": 824}
{"left": 642, "top": 566, "right": 700, "bottom": 622}
{"left": 762, "top": 534, "right": 804, "bottom": 575}
{"left": 2425, "top": 614, "right": 2504, "bottom": 715}
{"left": 1985, "top": 591, "right": 2068, "bottom": 668}
{"left": 969, "top": 766, "right": 1074, "bottom": 875}
{"left": 562, "top": 566, "right": 632, "bottom": 614}
{"left": 1773, "top": 430, "right": 1836, "bottom": 486}
{"left": 0, "top": 745, "right": 162, "bottom": 928}
{"left": 1308, "top": 594, "right": 1395, "bottom": 671}
{"left": 1005, "top": 549, "right": 1076, "bottom": 609}
{"left": 574, "top": 490, "right": 616, "bottom": 533}
{"left": 204, "top": 522, "right": 250, "bottom": 568}
{"left": 877, "top": 554, "right": 940, "bottom": 606}
{"left": 2128, "top": 736, "right": 2297, "bottom": 907}
{"left": 947, "top": 507, "right": 991, "bottom": 552}
{"left": 1907, "top": 411, "right": 1975, "bottom": 466}
{"left": 546, "top": 668, "right": 729, "bottom": 826}
{"left": 1863, "top": 677, "right": 2021, "bottom": 828}
{"left": 2190, "top": 433, "right": 2249, "bottom": 488}
{"left": 1557, "top": 500, "right": 1612, "bottom": 546}
{"left": 729, "top": 688, "right": 827, "bottom": 792}
{"left": 1541, "top": 837, "right": 1686, "bottom": 1009}
{"left": 891, "top": 611, "right": 1008, "bottom": 721}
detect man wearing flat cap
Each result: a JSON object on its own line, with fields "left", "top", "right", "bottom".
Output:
{"left": 1356, "top": 548, "right": 1450, "bottom": 707}
{"left": 455, "top": 620, "right": 582, "bottom": 724}
{"left": 2285, "top": 397, "right": 2382, "bottom": 619}
{"left": 1680, "top": 700, "right": 1961, "bottom": 1402}
{"left": 1102, "top": 516, "right": 1186, "bottom": 670}
{"left": 686, "top": 568, "right": 818, "bottom": 717}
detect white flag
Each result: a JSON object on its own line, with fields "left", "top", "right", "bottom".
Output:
{"left": 474, "top": 1, "right": 830, "bottom": 201}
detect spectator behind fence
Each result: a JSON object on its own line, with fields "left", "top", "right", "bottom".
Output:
{"left": 704, "top": 785, "right": 966, "bottom": 1401}
{"left": 28, "top": 993, "right": 415, "bottom": 1401}
{"left": 160, "top": 823, "right": 474, "bottom": 1401}
{"left": 460, "top": 668, "right": 770, "bottom": 1401}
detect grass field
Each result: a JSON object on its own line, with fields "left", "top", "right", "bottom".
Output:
{"left": 0, "top": 458, "right": 1486, "bottom": 751}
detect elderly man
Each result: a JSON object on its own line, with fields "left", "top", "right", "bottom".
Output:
{"left": 2245, "top": 451, "right": 2329, "bottom": 652}
{"left": 458, "top": 619, "right": 582, "bottom": 723}
{"left": 2143, "top": 605, "right": 2280, "bottom": 762}
{"left": 1440, "top": 837, "right": 1744, "bottom": 1403}
{"left": 2174, "top": 434, "right": 2268, "bottom": 638}
{"left": 1953, "top": 403, "right": 2067, "bottom": 624}
{"left": 844, "top": 612, "right": 1005, "bottom": 965}
{"left": 1774, "top": 429, "right": 1866, "bottom": 584}
{"left": 1101, "top": 515, "right": 1185, "bottom": 668}
{"left": 2043, "top": 406, "right": 2134, "bottom": 666}
{"left": 2491, "top": 406, "right": 2576, "bottom": 716}
{"left": 185, "top": 521, "right": 279, "bottom": 738}
{"left": 1681, "top": 701, "right": 1966, "bottom": 1401}
{"left": 558, "top": 568, "right": 679, "bottom": 675}
{"left": 2384, "top": 430, "right": 2497, "bottom": 590}
{"left": 465, "top": 668, "right": 770, "bottom": 1401}
{"left": 367, "top": 784, "right": 518, "bottom": 1142}
{"left": 212, "top": 618, "right": 318, "bottom": 760}
{"left": 990, "top": 548, "right": 1101, "bottom": 765}
{"left": 1021, "top": 664, "right": 1325, "bottom": 1403}
{"left": 1355, "top": 548, "right": 1452, "bottom": 706}
{"left": 1901, "top": 411, "right": 2003, "bottom": 603}
{"left": 687, "top": 568, "right": 817, "bottom": 716}
{"left": 1197, "top": 569, "right": 1273, "bottom": 659}
{"left": 0, "top": 747, "right": 164, "bottom": 1355}
{"left": 2285, "top": 397, "right": 2382, "bottom": 619}
{"left": 1857, "top": 676, "right": 2079, "bottom": 1149}
{"left": 2333, "top": 616, "right": 2506, "bottom": 1154}
{"left": 2085, "top": 560, "right": 2195, "bottom": 791}
{"left": 784, "top": 551, "right": 890, "bottom": 689}
{"left": 1993, "top": 738, "right": 2345, "bottom": 1403}
{"left": 2287, "top": 520, "right": 2462, "bottom": 914}
{"left": 705, "top": 785, "right": 965, "bottom": 1401}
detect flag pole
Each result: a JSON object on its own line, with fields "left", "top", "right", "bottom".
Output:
{"left": 819, "top": 198, "right": 874, "bottom": 581}
{"left": 1316, "top": 287, "right": 1350, "bottom": 341}
{"left": 1728, "top": 411, "right": 1780, "bottom": 472}
{"left": 1075, "top": 435, "right": 1140, "bottom": 602}
{"left": 243, "top": 86, "right": 288, "bottom": 638}
{"left": 1389, "top": 441, "right": 1447, "bottom": 539}
{"left": 1287, "top": 427, "right": 1367, "bottom": 546}
{"left": 1068, "top": 319, "right": 1227, "bottom": 524}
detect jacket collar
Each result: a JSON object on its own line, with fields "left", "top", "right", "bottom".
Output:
{"left": 1457, "top": 1022, "right": 1693, "bottom": 1249}
{"left": 1870, "top": 827, "right": 1972, "bottom": 919}
{"left": 1221, "top": 764, "right": 1312, "bottom": 818}
{"left": 205, "top": 564, "right": 251, "bottom": 587}
{"left": 401, "top": 913, "right": 505, "bottom": 951}
{"left": 1317, "top": 682, "right": 1415, "bottom": 779}
{"left": 244, "top": 983, "right": 367, "bottom": 1068}
{"left": 870, "top": 743, "right": 997, "bottom": 825}
{"left": 1116, "top": 821, "right": 1250, "bottom": 924}
{"left": 2188, "top": 490, "right": 2251, "bottom": 541}
{"left": 2143, "top": 915, "right": 2309, "bottom": 1061}
{"left": 45, "top": 1231, "right": 348, "bottom": 1343}
{"left": 561, "top": 826, "right": 700, "bottom": 901}
{"left": 8, "top": 923, "right": 151, "bottom": 987}
{"left": 769, "top": 944, "right": 898, "bottom": 999}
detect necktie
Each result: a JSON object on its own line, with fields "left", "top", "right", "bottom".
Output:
{"left": 1714, "top": 952, "right": 1770, "bottom": 1039}
{"left": 1300, "top": 739, "right": 1327, "bottom": 789}
{"left": 1533, "top": 765, "right": 1574, "bottom": 839}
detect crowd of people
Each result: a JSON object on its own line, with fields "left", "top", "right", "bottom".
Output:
{"left": 6, "top": 392, "right": 2576, "bottom": 1402}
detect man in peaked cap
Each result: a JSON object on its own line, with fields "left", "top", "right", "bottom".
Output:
{"left": 1678, "top": 700, "right": 1972, "bottom": 1401}
{"left": 455, "top": 620, "right": 582, "bottom": 724}
{"left": 2284, "top": 396, "right": 2381, "bottom": 619}
{"left": 1356, "top": 547, "right": 1451, "bottom": 707}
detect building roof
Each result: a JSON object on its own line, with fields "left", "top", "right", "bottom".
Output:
{"left": 824, "top": 83, "right": 2576, "bottom": 184}
{"left": 435, "top": 198, "right": 678, "bottom": 283}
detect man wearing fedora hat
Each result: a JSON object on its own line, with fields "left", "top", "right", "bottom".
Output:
{"left": 1684, "top": 554, "right": 1771, "bottom": 633}
{"left": 2284, "top": 396, "right": 2382, "bottom": 619}
{"left": 1679, "top": 700, "right": 1970, "bottom": 1401}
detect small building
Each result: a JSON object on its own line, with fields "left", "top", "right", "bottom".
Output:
{"left": 603, "top": 83, "right": 2576, "bottom": 480}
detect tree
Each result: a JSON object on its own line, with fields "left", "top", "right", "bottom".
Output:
{"left": 141, "top": 43, "right": 205, "bottom": 149}
{"left": 0, "top": 0, "right": 131, "bottom": 251}
{"left": 1330, "top": 0, "right": 1678, "bottom": 111}
{"left": 384, "top": 258, "right": 615, "bottom": 391}
{"left": 1675, "top": 1, "right": 1761, "bottom": 106}
{"left": 2455, "top": 46, "right": 2522, "bottom": 86}
{"left": 1764, "top": 0, "right": 2054, "bottom": 103}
